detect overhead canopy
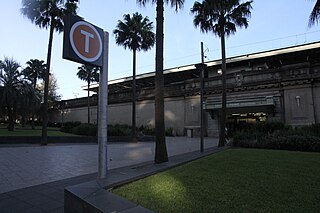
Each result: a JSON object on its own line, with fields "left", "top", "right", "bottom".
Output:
{"left": 204, "top": 96, "right": 275, "bottom": 114}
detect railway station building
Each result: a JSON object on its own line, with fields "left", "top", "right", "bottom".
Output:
{"left": 49, "top": 42, "right": 320, "bottom": 137}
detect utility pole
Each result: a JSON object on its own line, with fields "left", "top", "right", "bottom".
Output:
{"left": 195, "top": 42, "right": 207, "bottom": 152}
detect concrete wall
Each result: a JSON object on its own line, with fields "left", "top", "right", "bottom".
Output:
{"left": 50, "top": 97, "right": 197, "bottom": 136}
{"left": 50, "top": 84, "right": 320, "bottom": 136}
{"left": 312, "top": 83, "right": 320, "bottom": 124}
{"left": 284, "top": 86, "right": 316, "bottom": 126}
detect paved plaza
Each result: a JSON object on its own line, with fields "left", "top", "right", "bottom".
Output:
{"left": 0, "top": 137, "right": 218, "bottom": 194}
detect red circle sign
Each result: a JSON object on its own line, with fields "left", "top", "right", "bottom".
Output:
{"left": 70, "top": 21, "right": 102, "bottom": 62}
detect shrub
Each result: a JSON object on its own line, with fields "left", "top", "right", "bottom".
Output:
{"left": 48, "top": 122, "right": 62, "bottom": 128}
{"left": 165, "top": 128, "right": 175, "bottom": 136}
{"left": 232, "top": 122, "right": 320, "bottom": 152}
{"left": 232, "top": 130, "right": 256, "bottom": 146}
{"left": 139, "top": 125, "right": 155, "bottom": 136}
{"left": 60, "top": 121, "right": 81, "bottom": 133}
{"left": 108, "top": 124, "right": 132, "bottom": 136}
{"left": 260, "top": 132, "right": 320, "bottom": 152}
{"left": 254, "top": 121, "right": 288, "bottom": 133}
{"left": 298, "top": 124, "right": 320, "bottom": 138}
{"left": 71, "top": 123, "right": 97, "bottom": 136}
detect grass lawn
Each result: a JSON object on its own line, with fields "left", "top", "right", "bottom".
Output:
{"left": 113, "top": 149, "right": 320, "bottom": 213}
{"left": 0, "top": 125, "right": 78, "bottom": 137}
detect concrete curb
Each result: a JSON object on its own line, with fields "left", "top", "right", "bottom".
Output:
{"left": 64, "top": 146, "right": 230, "bottom": 213}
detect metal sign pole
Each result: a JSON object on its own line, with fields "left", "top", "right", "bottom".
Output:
{"left": 63, "top": 15, "right": 108, "bottom": 178}
{"left": 98, "top": 32, "right": 109, "bottom": 179}
{"left": 200, "top": 42, "right": 204, "bottom": 153}
{"left": 195, "top": 42, "right": 207, "bottom": 153}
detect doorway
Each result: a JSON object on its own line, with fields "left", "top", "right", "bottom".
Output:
{"left": 226, "top": 112, "right": 267, "bottom": 136}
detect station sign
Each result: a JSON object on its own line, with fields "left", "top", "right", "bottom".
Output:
{"left": 63, "top": 15, "right": 104, "bottom": 67}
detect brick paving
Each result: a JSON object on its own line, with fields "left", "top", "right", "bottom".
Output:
{"left": 0, "top": 137, "right": 218, "bottom": 212}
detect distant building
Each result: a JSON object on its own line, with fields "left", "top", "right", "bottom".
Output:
{"left": 50, "top": 42, "right": 320, "bottom": 136}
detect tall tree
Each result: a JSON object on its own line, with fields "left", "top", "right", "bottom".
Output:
{"left": 47, "top": 74, "right": 61, "bottom": 106}
{"left": 23, "top": 59, "right": 46, "bottom": 90}
{"left": 18, "top": 81, "right": 41, "bottom": 128}
{"left": 191, "top": 0, "right": 252, "bottom": 147}
{"left": 23, "top": 59, "right": 46, "bottom": 129}
{"left": 39, "top": 73, "right": 61, "bottom": 105}
{"left": 114, "top": 12, "right": 155, "bottom": 142}
{"left": 136, "top": 0, "right": 185, "bottom": 164}
{"left": 0, "top": 58, "right": 25, "bottom": 131}
{"left": 309, "top": 0, "right": 320, "bottom": 27}
{"left": 77, "top": 65, "right": 99, "bottom": 124}
{"left": 21, "top": 0, "right": 79, "bottom": 145}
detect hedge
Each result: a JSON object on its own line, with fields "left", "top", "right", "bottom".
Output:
{"left": 232, "top": 122, "right": 320, "bottom": 152}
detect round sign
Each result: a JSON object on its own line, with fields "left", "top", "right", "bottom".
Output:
{"left": 70, "top": 21, "right": 102, "bottom": 62}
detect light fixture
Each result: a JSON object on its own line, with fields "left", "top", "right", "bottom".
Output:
{"left": 295, "top": 95, "right": 301, "bottom": 107}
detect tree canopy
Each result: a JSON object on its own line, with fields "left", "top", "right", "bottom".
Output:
{"left": 309, "top": 0, "right": 320, "bottom": 27}
{"left": 114, "top": 12, "right": 155, "bottom": 52}
{"left": 0, "top": 57, "right": 39, "bottom": 131}
{"left": 191, "top": 0, "right": 252, "bottom": 147}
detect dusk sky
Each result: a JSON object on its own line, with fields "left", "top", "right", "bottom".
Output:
{"left": 0, "top": 1, "right": 319, "bottom": 99}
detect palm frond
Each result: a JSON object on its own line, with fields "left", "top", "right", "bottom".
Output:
{"left": 114, "top": 12, "right": 155, "bottom": 52}
{"left": 191, "top": 0, "right": 252, "bottom": 38}
{"left": 309, "top": 0, "right": 320, "bottom": 27}
{"left": 21, "top": 0, "right": 79, "bottom": 33}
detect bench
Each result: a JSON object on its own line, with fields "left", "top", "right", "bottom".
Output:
{"left": 184, "top": 126, "right": 200, "bottom": 138}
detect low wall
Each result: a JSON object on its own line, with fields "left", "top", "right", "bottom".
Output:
{"left": 0, "top": 136, "right": 155, "bottom": 144}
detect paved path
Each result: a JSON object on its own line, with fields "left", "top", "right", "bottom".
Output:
{"left": 0, "top": 145, "right": 226, "bottom": 213}
{"left": 0, "top": 137, "right": 218, "bottom": 194}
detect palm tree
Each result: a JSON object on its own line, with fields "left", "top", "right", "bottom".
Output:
{"left": 136, "top": 0, "right": 185, "bottom": 164}
{"left": 18, "top": 81, "right": 41, "bottom": 128}
{"left": 77, "top": 65, "right": 99, "bottom": 124}
{"left": 0, "top": 58, "right": 24, "bottom": 131}
{"left": 309, "top": 0, "right": 320, "bottom": 27}
{"left": 191, "top": 0, "right": 252, "bottom": 147}
{"left": 21, "top": 0, "right": 79, "bottom": 145}
{"left": 23, "top": 59, "right": 46, "bottom": 90}
{"left": 114, "top": 13, "right": 155, "bottom": 142}
{"left": 23, "top": 59, "right": 46, "bottom": 129}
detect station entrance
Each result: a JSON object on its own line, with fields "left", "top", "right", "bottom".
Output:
{"left": 226, "top": 112, "right": 267, "bottom": 136}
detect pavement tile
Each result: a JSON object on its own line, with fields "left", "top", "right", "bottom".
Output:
{"left": 12, "top": 191, "right": 42, "bottom": 202}
{"left": 0, "top": 197, "right": 20, "bottom": 208}
{"left": 24, "top": 185, "right": 49, "bottom": 193}
{"left": 0, "top": 198, "right": 32, "bottom": 212}
{"left": 37, "top": 187, "right": 60, "bottom": 196}
{"left": 24, "top": 196, "right": 54, "bottom": 206}
{"left": 45, "top": 191, "right": 65, "bottom": 203}
{"left": 0, "top": 138, "right": 220, "bottom": 212}
{"left": 37, "top": 200, "right": 63, "bottom": 212}
{"left": 6, "top": 189, "right": 26, "bottom": 197}
{"left": 0, "top": 193, "right": 10, "bottom": 201}
{"left": 20, "top": 207, "right": 43, "bottom": 213}
{"left": 49, "top": 206, "right": 64, "bottom": 213}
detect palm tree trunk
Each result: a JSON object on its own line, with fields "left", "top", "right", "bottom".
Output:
{"left": 132, "top": 49, "right": 137, "bottom": 142}
{"left": 21, "top": 110, "right": 26, "bottom": 127}
{"left": 219, "top": 29, "right": 227, "bottom": 147}
{"left": 31, "top": 79, "right": 37, "bottom": 130}
{"left": 7, "top": 104, "right": 14, "bottom": 131}
{"left": 154, "top": 0, "right": 168, "bottom": 163}
{"left": 31, "top": 111, "right": 35, "bottom": 130}
{"left": 41, "top": 20, "right": 54, "bottom": 145}
{"left": 87, "top": 78, "right": 90, "bottom": 124}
